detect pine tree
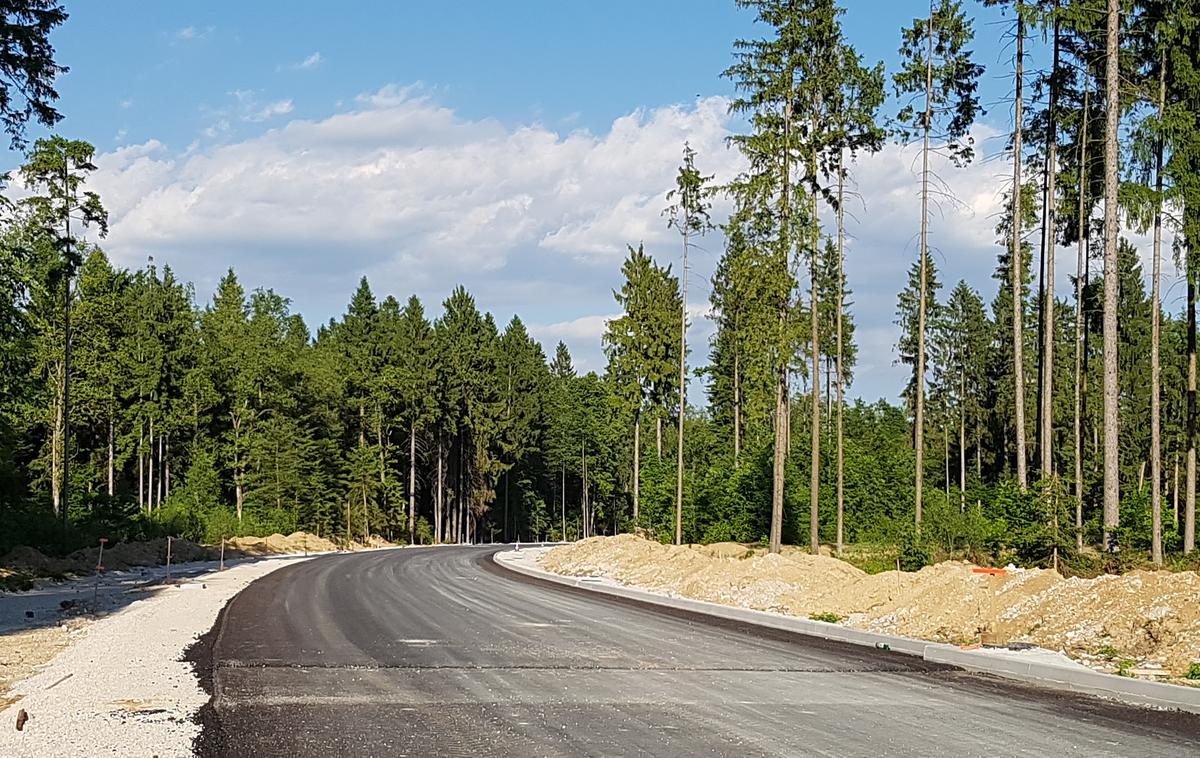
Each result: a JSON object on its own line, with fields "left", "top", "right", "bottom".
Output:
{"left": 664, "top": 142, "right": 713, "bottom": 545}
{"left": 894, "top": 0, "right": 983, "bottom": 522}
{"left": 604, "top": 245, "right": 680, "bottom": 533}
{"left": 1101, "top": 0, "right": 1122, "bottom": 548}
{"left": 18, "top": 136, "right": 108, "bottom": 523}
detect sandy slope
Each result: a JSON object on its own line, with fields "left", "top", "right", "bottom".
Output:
{"left": 541, "top": 535, "right": 1200, "bottom": 678}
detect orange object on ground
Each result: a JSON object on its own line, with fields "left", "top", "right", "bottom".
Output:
{"left": 972, "top": 567, "right": 1007, "bottom": 575}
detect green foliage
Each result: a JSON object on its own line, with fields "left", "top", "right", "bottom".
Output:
{"left": 898, "top": 531, "right": 932, "bottom": 571}
{"left": 809, "top": 612, "right": 842, "bottom": 623}
{"left": 1186, "top": 663, "right": 1200, "bottom": 681}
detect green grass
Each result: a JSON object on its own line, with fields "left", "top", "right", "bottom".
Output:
{"left": 1095, "top": 644, "right": 1120, "bottom": 661}
{"left": 809, "top": 612, "right": 843, "bottom": 624}
{"left": 1186, "top": 663, "right": 1200, "bottom": 681}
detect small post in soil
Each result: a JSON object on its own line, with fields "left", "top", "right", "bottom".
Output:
{"left": 92, "top": 537, "right": 107, "bottom": 610}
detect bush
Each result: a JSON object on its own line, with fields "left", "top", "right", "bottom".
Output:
{"left": 898, "top": 536, "right": 931, "bottom": 572}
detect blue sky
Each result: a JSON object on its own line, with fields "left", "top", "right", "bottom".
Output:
{"left": 15, "top": 0, "right": 1127, "bottom": 404}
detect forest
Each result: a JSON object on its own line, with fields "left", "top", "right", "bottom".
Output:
{"left": 3, "top": 0, "right": 1200, "bottom": 573}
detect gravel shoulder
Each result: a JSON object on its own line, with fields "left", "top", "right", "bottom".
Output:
{"left": 0, "top": 554, "right": 315, "bottom": 758}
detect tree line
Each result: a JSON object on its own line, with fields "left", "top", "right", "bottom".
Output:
{"left": 3, "top": 0, "right": 1200, "bottom": 569}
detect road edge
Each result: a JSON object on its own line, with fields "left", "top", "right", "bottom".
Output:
{"left": 493, "top": 549, "right": 1200, "bottom": 716}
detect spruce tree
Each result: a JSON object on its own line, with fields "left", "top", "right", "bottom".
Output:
{"left": 894, "top": 0, "right": 983, "bottom": 522}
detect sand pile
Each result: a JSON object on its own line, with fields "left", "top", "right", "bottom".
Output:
{"left": 543, "top": 534, "right": 865, "bottom": 614}
{"left": 226, "top": 531, "right": 340, "bottom": 555}
{"left": 540, "top": 535, "right": 1200, "bottom": 677}
{"left": 1, "top": 531, "right": 339, "bottom": 579}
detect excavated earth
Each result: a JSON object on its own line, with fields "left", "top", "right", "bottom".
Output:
{"left": 540, "top": 535, "right": 1200, "bottom": 680}
{"left": 0, "top": 531, "right": 342, "bottom": 576}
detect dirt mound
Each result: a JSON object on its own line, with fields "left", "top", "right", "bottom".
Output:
{"left": 540, "top": 535, "right": 1200, "bottom": 677}
{"left": 226, "top": 531, "right": 339, "bottom": 555}
{"left": 543, "top": 534, "right": 865, "bottom": 614}
{"left": 692, "top": 542, "right": 755, "bottom": 560}
{"left": 0, "top": 546, "right": 70, "bottom": 574}
{"left": 2, "top": 530, "right": 340, "bottom": 582}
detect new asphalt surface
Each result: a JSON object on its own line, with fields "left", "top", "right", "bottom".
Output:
{"left": 190, "top": 545, "right": 1200, "bottom": 757}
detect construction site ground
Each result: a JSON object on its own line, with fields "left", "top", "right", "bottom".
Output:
{"left": 540, "top": 534, "right": 1200, "bottom": 683}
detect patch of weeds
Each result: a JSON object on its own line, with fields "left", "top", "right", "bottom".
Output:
{"left": 1116, "top": 659, "right": 1137, "bottom": 677}
{"left": 1095, "top": 644, "right": 1120, "bottom": 661}
{"left": 809, "top": 612, "right": 842, "bottom": 624}
{"left": 1186, "top": 663, "right": 1200, "bottom": 681}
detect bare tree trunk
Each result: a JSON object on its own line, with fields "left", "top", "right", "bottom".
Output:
{"left": 1040, "top": 16, "right": 1060, "bottom": 481}
{"left": 409, "top": 421, "right": 417, "bottom": 544}
{"left": 156, "top": 431, "right": 164, "bottom": 510}
{"left": 676, "top": 225, "right": 689, "bottom": 546}
{"left": 656, "top": 416, "right": 662, "bottom": 461}
{"left": 809, "top": 132, "right": 822, "bottom": 556}
{"left": 51, "top": 363, "right": 62, "bottom": 516}
{"left": 107, "top": 417, "right": 114, "bottom": 497}
{"left": 581, "top": 441, "right": 589, "bottom": 539}
{"left": 633, "top": 410, "right": 641, "bottom": 524}
{"left": 1074, "top": 83, "right": 1089, "bottom": 551}
{"left": 561, "top": 464, "right": 566, "bottom": 540}
{"left": 1150, "top": 52, "right": 1165, "bottom": 566}
{"left": 960, "top": 366, "right": 967, "bottom": 512}
{"left": 1012, "top": 11, "right": 1029, "bottom": 492}
{"left": 944, "top": 426, "right": 950, "bottom": 499}
{"left": 1187, "top": 267, "right": 1197, "bottom": 554}
{"left": 435, "top": 434, "right": 444, "bottom": 544}
{"left": 1174, "top": 455, "right": 1180, "bottom": 530}
{"left": 232, "top": 414, "right": 244, "bottom": 522}
{"left": 769, "top": 92, "right": 793, "bottom": 556}
{"left": 836, "top": 151, "right": 847, "bottom": 555}
{"left": 1101, "top": 0, "right": 1121, "bottom": 548}
{"left": 915, "top": 3, "right": 934, "bottom": 524}
{"left": 137, "top": 422, "right": 144, "bottom": 512}
{"left": 734, "top": 344, "right": 742, "bottom": 464}
{"left": 148, "top": 416, "right": 155, "bottom": 512}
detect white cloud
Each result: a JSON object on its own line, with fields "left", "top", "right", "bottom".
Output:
{"left": 83, "top": 86, "right": 1180, "bottom": 402}
{"left": 96, "top": 88, "right": 739, "bottom": 278}
{"left": 298, "top": 52, "right": 322, "bottom": 70}
{"left": 248, "top": 99, "right": 294, "bottom": 122}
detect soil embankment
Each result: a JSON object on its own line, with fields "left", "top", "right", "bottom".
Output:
{"left": 541, "top": 535, "right": 1200, "bottom": 679}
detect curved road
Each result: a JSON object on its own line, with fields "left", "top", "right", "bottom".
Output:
{"left": 193, "top": 546, "right": 1199, "bottom": 756}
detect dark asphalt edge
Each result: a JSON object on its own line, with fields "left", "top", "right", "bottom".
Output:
{"left": 184, "top": 593, "right": 229, "bottom": 758}
{"left": 486, "top": 548, "right": 1200, "bottom": 738}
{"left": 185, "top": 554, "right": 340, "bottom": 758}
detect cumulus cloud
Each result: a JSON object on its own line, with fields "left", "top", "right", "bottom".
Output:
{"left": 83, "top": 85, "right": 1177, "bottom": 401}
{"left": 95, "top": 87, "right": 740, "bottom": 281}
{"left": 248, "top": 99, "right": 294, "bottom": 122}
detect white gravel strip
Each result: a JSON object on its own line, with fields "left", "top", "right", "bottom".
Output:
{"left": 0, "top": 554, "right": 313, "bottom": 758}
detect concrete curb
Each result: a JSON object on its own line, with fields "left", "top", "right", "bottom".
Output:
{"left": 493, "top": 549, "right": 1200, "bottom": 715}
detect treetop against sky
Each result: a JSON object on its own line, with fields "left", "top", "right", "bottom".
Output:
{"left": 2, "top": 1, "right": 1165, "bottom": 402}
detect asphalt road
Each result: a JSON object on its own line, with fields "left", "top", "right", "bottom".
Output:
{"left": 192, "top": 546, "right": 1200, "bottom": 757}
